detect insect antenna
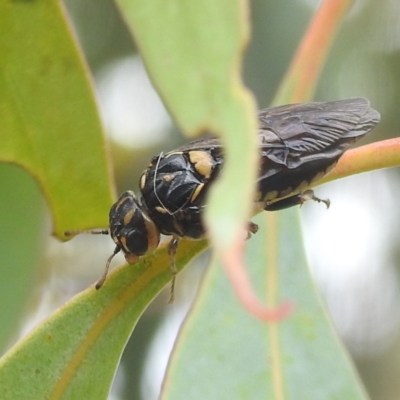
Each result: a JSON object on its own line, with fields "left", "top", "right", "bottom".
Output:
{"left": 95, "top": 245, "right": 121, "bottom": 290}
{"left": 64, "top": 229, "right": 109, "bottom": 236}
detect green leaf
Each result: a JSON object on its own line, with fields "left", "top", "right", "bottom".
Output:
{"left": 0, "top": 239, "right": 207, "bottom": 400}
{"left": 0, "top": 1, "right": 385, "bottom": 398}
{"left": 0, "top": 165, "right": 44, "bottom": 353}
{"left": 116, "top": 0, "right": 258, "bottom": 249}
{"left": 0, "top": 0, "right": 114, "bottom": 237}
{"left": 161, "top": 211, "right": 368, "bottom": 400}
{"left": 161, "top": 1, "right": 369, "bottom": 397}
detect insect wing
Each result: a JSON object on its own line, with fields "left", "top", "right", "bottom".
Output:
{"left": 257, "top": 98, "right": 380, "bottom": 170}
{"left": 161, "top": 98, "right": 380, "bottom": 196}
{"left": 173, "top": 136, "right": 222, "bottom": 153}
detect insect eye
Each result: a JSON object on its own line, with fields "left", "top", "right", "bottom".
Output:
{"left": 124, "top": 226, "right": 150, "bottom": 257}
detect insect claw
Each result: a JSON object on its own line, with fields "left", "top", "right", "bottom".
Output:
{"left": 300, "top": 189, "right": 330, "bottom": 209}
{"left": 245, "top": 221, "right": 259, "bottom": 240}
{"left": 323, "top": 198, "right": 331, "bottom": 209}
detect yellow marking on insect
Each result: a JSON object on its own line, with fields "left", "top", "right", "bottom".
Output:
{"left": 124, "top": 253, "right": 139, "bottom": 264}
{"left": 112, "top": 235, "right": 120, "bottom": 247}
{"left": 143, "top": 215, "right": 160, "bottom": 251}
{"left": 308, "top": 171, "right": 326, "bottom": 186}
{"left": 190, "top": 183, "right": 204, "bottom": 202}
{"left": 188, "top": 150, "right": 213, "bottom": 179}
{"left": 119, "top": 236, "right": 127, "bottom": 251}
{"left": 155, "top": 206, "right": 168, "bottom": 214}
{"left": 264, "top": 190, "right": 279, "bottom": 201}
{"left": 163, "top": 174, "right": 175, "bottom": 182}
{"left": 123, "top": 209, "right": 135, "bottom": 226}
{"left": 139, "top": 172, "right": 147, "bottom": 190}
{"left": 279, "top": 186, "right": 294, "bottom": 198}
{"left": 294, "top": 180, "right": 310, "bottom": 193}
{"left": 115, "top": 191, "right": 135, "bottom": 211}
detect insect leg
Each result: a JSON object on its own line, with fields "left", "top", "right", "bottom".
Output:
{"left": 245, "top": 221, "right": 259, "bottom": 239}
{"left": 264, "top": 189, "right": 330, "bottom": 211}
{"left": 167, "top": 236, "right": 180, "bottom": 303}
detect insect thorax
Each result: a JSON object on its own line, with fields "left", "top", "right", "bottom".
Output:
{"left": 139, "top": 149, "right": 223, "bottom": 239}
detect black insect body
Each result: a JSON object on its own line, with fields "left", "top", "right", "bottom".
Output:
{"left": 73, "top": 98, "right": 380, "bottom": 291}
{"left": 141, "top": 147, "right": 224, "bottom": 240}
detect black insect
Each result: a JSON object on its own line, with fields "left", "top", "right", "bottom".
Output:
{"left": 66, "top": 98, "right": 380, "bottom": 295}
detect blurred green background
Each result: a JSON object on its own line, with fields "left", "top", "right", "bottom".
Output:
{"left": 1, "top": 0, "right": 400, "bottom": 399}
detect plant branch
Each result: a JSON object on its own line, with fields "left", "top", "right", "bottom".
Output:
{"left": 318, "top": 138, "right": 400, "bottom": 185}
{"left": 272, "top": 0, "right": 354, "bottom": 105}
